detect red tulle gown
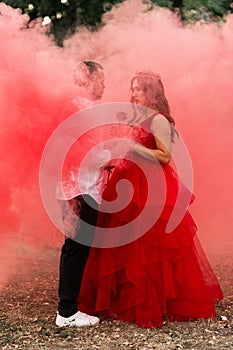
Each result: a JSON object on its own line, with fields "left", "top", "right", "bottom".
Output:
{"left": 78, "top": 115, "right": 223, "bottom": 328}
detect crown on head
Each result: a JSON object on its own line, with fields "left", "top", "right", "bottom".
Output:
{"left": 135, "top": 70, "right": 161, "bottom": 80}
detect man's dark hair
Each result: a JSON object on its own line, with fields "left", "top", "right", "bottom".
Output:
{"left": 83, "top": 61, "right": 103, "bottom": 74}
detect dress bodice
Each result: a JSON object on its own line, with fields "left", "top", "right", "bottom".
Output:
{"left": 130, "top": 115, "right": 157, "bottom": 149}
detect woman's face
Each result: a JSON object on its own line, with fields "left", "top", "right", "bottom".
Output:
{"left": 131, "top": 78, "right": 147, "bottom": 106}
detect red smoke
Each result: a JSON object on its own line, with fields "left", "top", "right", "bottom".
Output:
{"left": 0, "top": 0, "right": 232, "bottom": 287}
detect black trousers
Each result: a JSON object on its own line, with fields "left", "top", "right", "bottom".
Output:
{"left": 58, "top": 194, "right": 99, "bottom": 317}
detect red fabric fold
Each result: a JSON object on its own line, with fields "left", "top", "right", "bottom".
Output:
{"left": 78, "top": 116, "right": 223, "bottom": 328}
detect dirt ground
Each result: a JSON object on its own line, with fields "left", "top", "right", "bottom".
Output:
{"left": 0, "top": 246, "right": 232, "bottom": 350}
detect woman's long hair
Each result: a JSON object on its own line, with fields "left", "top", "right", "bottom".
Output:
{"left": 130, "top": 72, "right": 178, "bottom": 141}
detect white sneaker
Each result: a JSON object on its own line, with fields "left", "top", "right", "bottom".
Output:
{"left": 55, "top": 311, "right": 100, "bottom": 327}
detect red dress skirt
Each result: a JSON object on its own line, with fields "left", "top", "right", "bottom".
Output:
{"left": 78, "top": 117, "right": 223, "bottom": 328}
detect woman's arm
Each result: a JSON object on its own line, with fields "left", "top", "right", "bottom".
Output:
{"left": 131, "top": 114, "right": 172, "bottom": 165}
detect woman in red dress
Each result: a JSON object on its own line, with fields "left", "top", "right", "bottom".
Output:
{"left": 78, "top": 70, "right": 223, "bottom": 328}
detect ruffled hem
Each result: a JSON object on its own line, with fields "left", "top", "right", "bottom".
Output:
{"left": 78, "top": 223, "right": 223, "bottom": 328}
{"left": 78, "top": 150, "right": 223, "bottom": 328}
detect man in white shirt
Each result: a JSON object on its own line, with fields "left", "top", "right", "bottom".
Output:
{"left": 55, "top": 61, "right": 108, "bottom": 327}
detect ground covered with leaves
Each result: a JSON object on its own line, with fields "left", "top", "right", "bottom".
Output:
{"left": 0, "top": 247, "right": 232, "bottom": 350}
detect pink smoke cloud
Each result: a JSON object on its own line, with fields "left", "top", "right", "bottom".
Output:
{"left": 0, "top": 0, "right": 232, "bottom": 287}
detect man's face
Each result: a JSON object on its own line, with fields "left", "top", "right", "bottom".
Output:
{"left": 90, "top": 68, "right": 105, "bottom": 100}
